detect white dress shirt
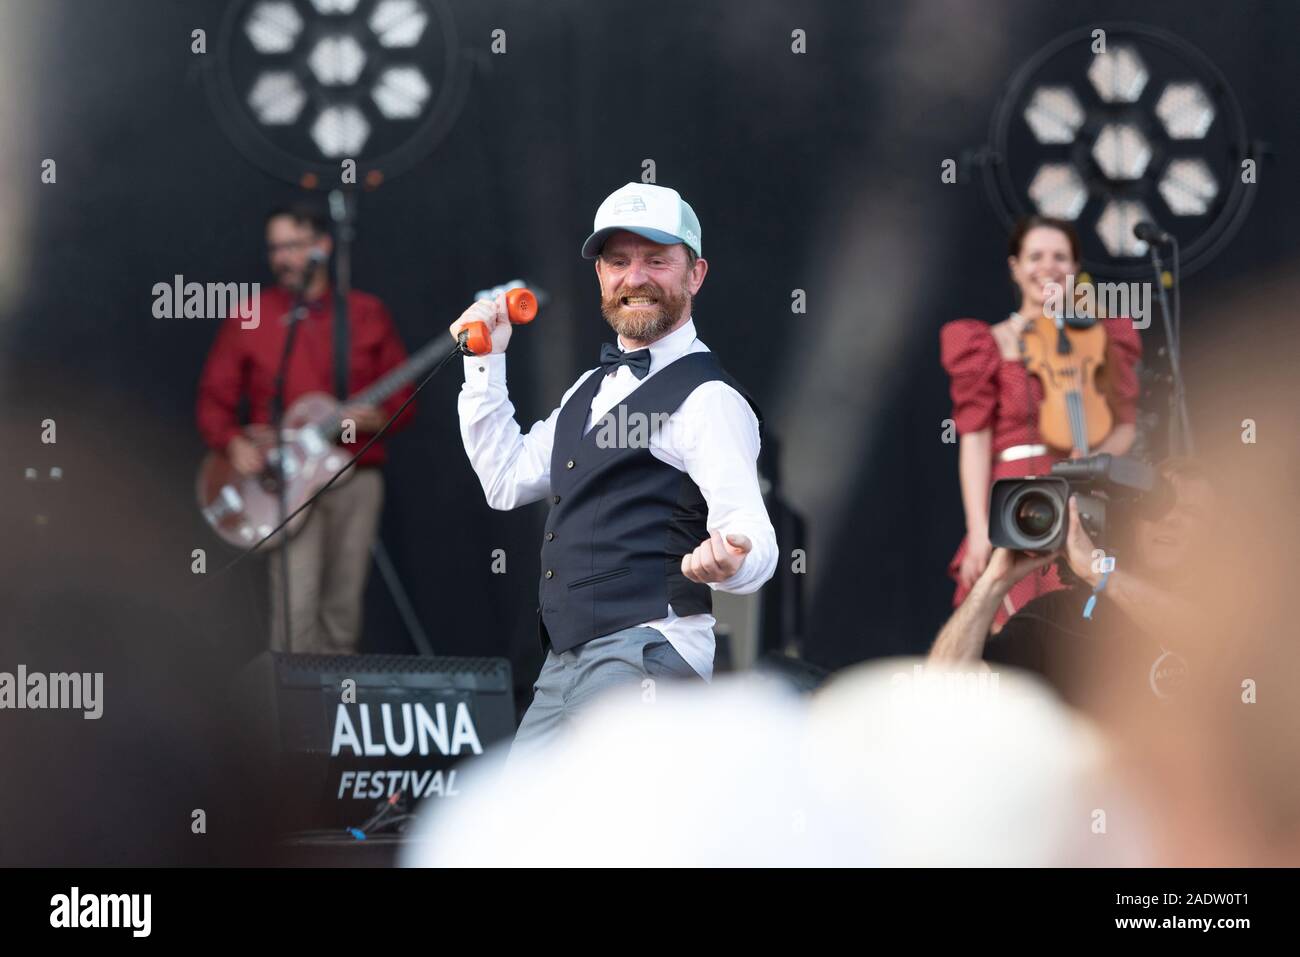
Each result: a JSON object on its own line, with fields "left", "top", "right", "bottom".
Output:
{"left": 457, "top": 317, "right": 777, "bottom": 680}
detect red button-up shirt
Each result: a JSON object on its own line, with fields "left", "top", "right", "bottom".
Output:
{"left": 196, "top": 286, "right": 416, "bottom": 468}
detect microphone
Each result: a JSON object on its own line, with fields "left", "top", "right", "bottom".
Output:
{"left": 289, "top": 247, "right": 329, "bottom": 297}
{"left": 457, "top": 287, "right": 539, "bottom": 356}
{"left": 1134, "top": 221, "right": 1173, "bottom": 246}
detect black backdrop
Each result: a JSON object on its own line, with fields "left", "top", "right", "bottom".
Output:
{"left": 1, "top": 0, "right": 1297, "bottom": 862}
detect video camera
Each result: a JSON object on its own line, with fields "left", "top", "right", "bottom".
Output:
{"left": 989, "top": 454, "right": 1172, "bottom": 553}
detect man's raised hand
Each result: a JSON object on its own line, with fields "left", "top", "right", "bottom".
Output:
{"left": 449, "top": 291, "right": 511, "bottom": 354}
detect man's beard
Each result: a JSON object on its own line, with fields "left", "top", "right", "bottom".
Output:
{"left": 275, "top": 263, "right": 318, "bottom": 293}
{"left": 274, "top": 265, "right": 303, "bottom": 292}
{"left": 601, "top": 278, "right": 691, "bottom": 343}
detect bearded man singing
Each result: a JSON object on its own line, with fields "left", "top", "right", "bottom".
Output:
{"left": 449, "top": 182, "right": 777, "bottom": 762}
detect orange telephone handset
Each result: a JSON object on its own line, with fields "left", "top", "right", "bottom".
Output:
{"left": 458, "top": 287, "right": 538, "bottom": 356}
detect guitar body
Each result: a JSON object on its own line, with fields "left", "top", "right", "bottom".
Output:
{"left": 1021, "top": 315, "right": 1112, "bottom": 453}
{"left": 196, "top": 392, "right": 354, "bottom": 550}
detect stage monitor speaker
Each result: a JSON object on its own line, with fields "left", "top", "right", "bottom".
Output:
{"left": 233, "top": 652, "right": 515, "bottom": 835}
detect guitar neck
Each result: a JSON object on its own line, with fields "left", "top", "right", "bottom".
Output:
{"left": 317, "top": 334, "right": 458, "bottom": 433}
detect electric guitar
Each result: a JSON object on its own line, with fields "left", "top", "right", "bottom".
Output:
{"left": 197, "top": 285, "right": 537, "bottom": 550}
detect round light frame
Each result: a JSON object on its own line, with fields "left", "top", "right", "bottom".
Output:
{"left": 983, "top": 22, "right": 1255, "bottom": 280}
{"left": 206, "top": 0, "right": 470, "bottom": 190}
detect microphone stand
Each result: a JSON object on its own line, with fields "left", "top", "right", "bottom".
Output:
{"left": 329, "top": 189, "right": 354, "bottom": 401}
{"left": 329, "top": 188, "right": 435, "bottom": 657}
{"left": 1145, "top": 239, "right": 1194, "bottom": 456}
{"left": 269, "top": 269, "right": 315, "bottom": 651}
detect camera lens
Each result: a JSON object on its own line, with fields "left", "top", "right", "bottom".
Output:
{"left": 1014, "top": 492, "right": 1058, "bottom": 538}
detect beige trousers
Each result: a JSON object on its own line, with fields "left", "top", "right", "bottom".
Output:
{"left": 269, "top": 468, "right": 384, "bottom": 655}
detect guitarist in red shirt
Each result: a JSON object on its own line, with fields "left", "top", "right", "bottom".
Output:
{"left": 196, "top": 204, "right": 416, "bottom": 653}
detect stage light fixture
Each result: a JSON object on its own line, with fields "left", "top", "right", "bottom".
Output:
{"left": 1155, "top": 82, "right": 1215, "bottom": 140}
{"left": 980, "top": 22, "right": 1257, "bottom": 279}
{"left": 1023, "top": 87, "right": 1085, "bottom": 145}
{"left": 247, "top": 71, "right": 307, "bottom": 125}
{"left": 307, "top": 34, "right": 367, "bottom": 86}
{"left": 310, "top": 0, "right": 360, "bottom": 13}
{"left": 1027, "top": 163, "right": 1088, "bottom": 221}
{"left": 209, "top": 0, "right": 469, "bottom": 188}
{"left": 311, "top": 103, "right": 370, "bottom": 157}
{"left": 1091, "top": 123, "right": 1151, "bottom": 181}
{"left": 373, "top": 66, "right": 431, "bottom": 120}
{"left": 245, "top": 2, "right": 303, "bottom": 54}
{"left": 370, "top": 0, "right": 428, "bottom": 48}
{"left": 1096, "top": 198, "right": 1153, "bottom": 257}
{"left": 1086, "top": 44, "right": 1148, "bottom": 103}
{"left": 1158, "top": 158, "right": 1218, "bottom": 216}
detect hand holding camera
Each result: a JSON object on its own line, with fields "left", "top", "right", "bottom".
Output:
{"left": 982, "top": 492, "right": 1103, "bottom": 597}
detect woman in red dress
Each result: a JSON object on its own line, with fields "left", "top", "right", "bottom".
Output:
{"left": 941, "top": 216, "right": 1142, "bottom": 629}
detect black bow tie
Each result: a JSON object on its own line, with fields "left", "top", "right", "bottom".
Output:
{"left": 600, "top": 342, "right": 651, "bottom": 380}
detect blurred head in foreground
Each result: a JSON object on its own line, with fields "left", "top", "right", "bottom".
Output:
{"left": 1096, "top": 328, "right": 1300, "bottom": 867}
{"left": 404, "top": 664, "right": 1118, "bottom": 867}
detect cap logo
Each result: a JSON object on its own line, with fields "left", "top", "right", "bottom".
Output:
{"left": 613, "top": 196, "right": 646, "bottom": 215}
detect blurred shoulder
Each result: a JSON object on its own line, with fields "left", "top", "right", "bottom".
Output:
{"left": 940, "top": 318, "right": 1000, "bottom": 370}
{"left": 349, "top": 288, "right": 391, "bottom": 318}
{"left": 941, "top": 317, "right": 995, "bottom": 339}
{"left": 1101, "top": 316, "right": 1142, "bottom": 358}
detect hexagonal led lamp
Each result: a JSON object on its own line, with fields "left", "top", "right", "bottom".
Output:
{"left": 311, "top": 104, "right": 371, "bottom": 157}
{"left": 1155, "top": 82, "right": 1216, "bottom": 140}
{"left": 247, "top": 71, "right": 307, "bottom": 125}
{"left": 244, "top": 1, "right": 303, "bottom": 54}
{"left": 372, "top": 66, "right": 432, "bottom": 120}
{"left": 1159, "top": 158, "right": 1219, "bottom": 216}
{"left": 369, "top": 0, "right": 428, "bottom": 48}
{"left": 1096, "top": 199, "right": 1152, "bottom": 257}
{"left": 1023, "top": 86, "right": 1086, "bottom": 144}
{"left": 309, "top": 0, "right": 360, "bottom": 12}
{"left": 1087, "top": 45, "right": 1149, "bottom": 103}
{"left": 1092, "top": 123, "right": 1152, "bottom": 180}
{"left": 308, "top": 34, "right": 367, "bottom": 86}
{"left": 1028, "top": 164, "right": 1089, "bottom": 220}
{"left": 978, "top": 24, "right": 1255, "bottom": 279}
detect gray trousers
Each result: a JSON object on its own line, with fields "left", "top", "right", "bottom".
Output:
{"left": 268, "top": 469, "right": 384, "bottom": 655}
{"left": 507, "top": 626, "right": 702, "bottom": 765}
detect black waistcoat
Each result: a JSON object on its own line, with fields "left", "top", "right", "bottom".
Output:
{"left": 537, "top": 350, "right": 762, "bottom": 653}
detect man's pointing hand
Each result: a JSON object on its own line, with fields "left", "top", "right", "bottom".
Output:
{"left": 681, "top": 529, "right": 751, "bottom": 584}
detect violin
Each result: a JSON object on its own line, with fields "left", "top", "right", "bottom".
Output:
{"left": 1020, "top": 313, "right": 1111, "bottom": 454}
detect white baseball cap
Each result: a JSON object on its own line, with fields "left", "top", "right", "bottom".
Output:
{"left": 581, "top": 182, "right": 702, "bottom": 259}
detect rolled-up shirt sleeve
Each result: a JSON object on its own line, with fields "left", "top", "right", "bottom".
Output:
{"left": 675, "top": 381, "right": 778, "bottom": 595}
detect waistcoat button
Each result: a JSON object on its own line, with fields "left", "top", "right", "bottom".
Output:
{"left": 546, "top": 531, "right": 555, "bottom": 541}
{"left": 566, "top": 459, "right": 575, "bottom": 469}
{"left": 553, "top": 494, "right": 561, "bottom": 504}
{"left": 545, "top": 569, "right": 554, "bottom": 579}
